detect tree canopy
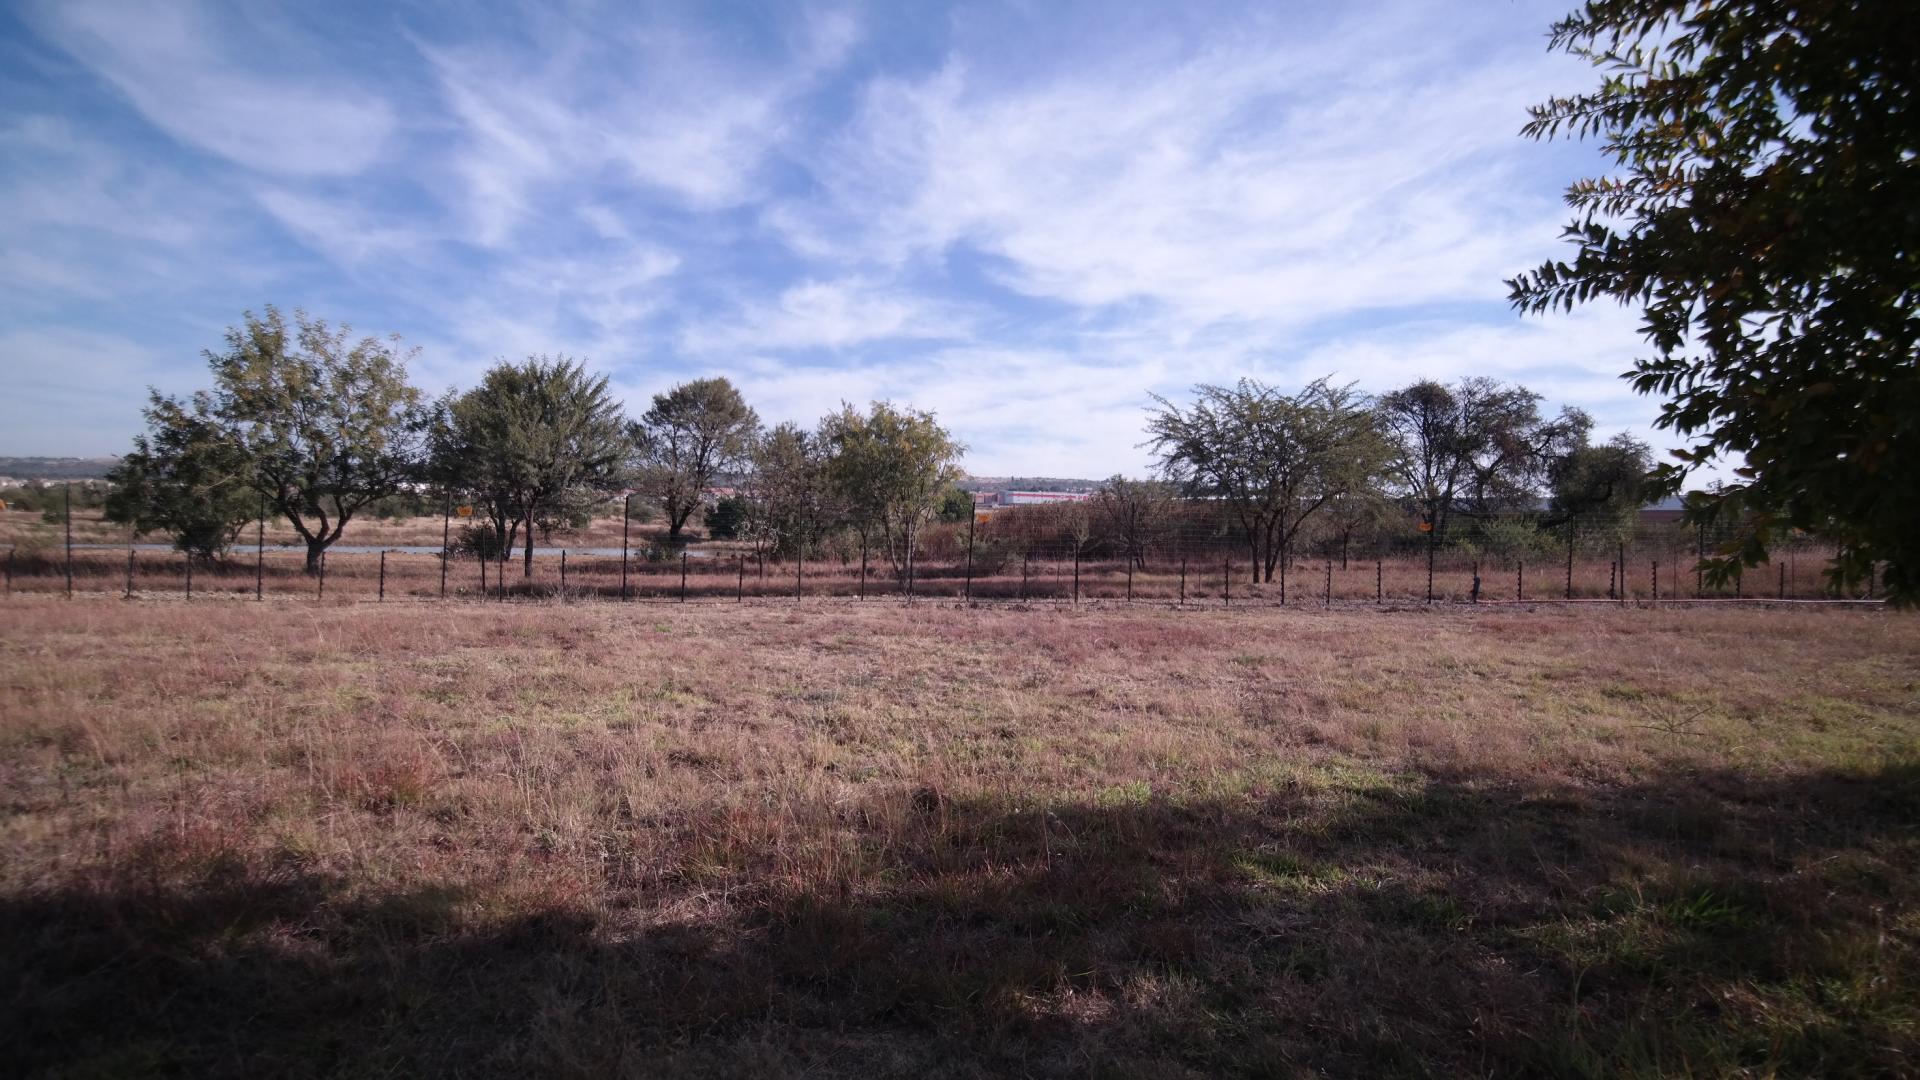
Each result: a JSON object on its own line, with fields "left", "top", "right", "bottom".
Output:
{"left": 429, "top": 356, "right": 630, "bottom": 575}
{"left": 104, "top": 390, "right": 259, "bottom": 562}
{"left": 206, "top": 307, "right": 425, "bottom": 572}
{"left": 1509, "top": 0, "right": 1920, "bottom": 602}
{"left": 820, "top": 401, "right": 964, "bottom": 580}
{"left": 632, "top": 377, "right": 759, "bottom": 545}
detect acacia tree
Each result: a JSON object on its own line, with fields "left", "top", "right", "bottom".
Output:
{"left": 743, "top": 421, "right": 832, "bottom": 560}
{"left": 104, "top": 390, "right": 259, "bottom": 563}
{"left": 819, "top": 401, "right": 964, "bottom": 583}
{"left": 1091, "top": 476, "right": 1174, "bottom": 569}
{"left": 1377, "top": 377, "right": 1587, "bottom": 540}
{"left": 206, "top": 307, "right": 424, "bottom": 573}
{"left": 1547, "top": 432, "right": 1655, "bottom": 544}
{"left": 1509, "top": 0, "right": 1920, "bottom": 602}
{"left": 632, "top": 377, "right": 759, "bottom": 545}
{"left": 1147, "top": 378, "right": 1389, "bottom": 584}
{"left": 429, "top": 357, "right": 630, "bottom": 576}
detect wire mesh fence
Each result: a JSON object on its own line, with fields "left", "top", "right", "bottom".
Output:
{"left": 3, "top": 516, "right": 1886, "bottom": 608}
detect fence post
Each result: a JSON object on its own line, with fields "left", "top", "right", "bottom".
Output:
{"left": 379, "top": 550, "right": 388, "bottom": 601}
{"left": 1324, "top": 559, "right": 1331, "bottom": 608}
{"left": 1280, "top": 544, "right": 1288, "bottom": 605}
{"left": 682, "top": 551, "right": 690, "bottom": 603}
{"left": 1376, "top": 558, "right": 1382, "bottom": 604}
{"left": 318, "top": 551, "right": 326, "bottom": 599}
{"left": 4, "top": 546, "right": 12, "bottom": 597}
{"left": 1652, "top": 560, "right": 1659, "bottom": 604}
{"left": 1565, "top": 532, "right": 1574, "bottom": 600}
{"left": 1470, "top": 559, "right": 1481, "bottom": 604}
{"left": 1517, "top": 560, "right": 1524, "bottom": 602}
{"left": 1179, "top": 557, "right": 1186, "bottom": 607}
{"left": 1425, "top": 534, "right": 1435, "bottom": 605}
{"left": 256, "top": 501, "right": 266, "bottom": 601}
{"left": 1125, "top": 557, "right": 1133, "bottom": 602}
{"left": 185, "top": 552, "right": 192, "bottom": 600}
{"left": 498, "top": 544, "right": 506, "bottom": 603}
{"left": 1608, "top": 560, "right": 1616, "bottom": 600}
{"left": 1223, "top": 558, "right": 1230, "bottom": 607}
{"left": 964, "top": 495, "right": 976, "bottom": 602}
{"left": 1778, "top": 561, "right": 1785, "bottom": 600}
{"left": 738, "top": 554, "right": 745, "bottom": 602}
{"left": 64, "top": 483, "right": 73, "bottom": 599}
{"left": 1072, "top": 546, "right": 1080, "bottom": 605}
{"left": 559, "top": 550, "right": 566, "bottom": 601}
{"left": 794, "top": 546, "right": 802, "bottom": 602}
{"left": 1021, "top": 551, "right": 1030, "bottom": 601}
{"left": 1696, "top": 523, "right": 1705, "bottom": 598}
{"left": 439, "top": 494, "right": 451, "bottom": 600}
{"left": 860, "top": 540, "right": 868, "bottom": 600}
{"left": 620, "top": 495, "right": 631, "bottom": 601}
{"left": 125, "top": 532, "right": 135, "bottom": 599}
{"left": 1618, "top": 543, "right": 1626, "bottom": 604}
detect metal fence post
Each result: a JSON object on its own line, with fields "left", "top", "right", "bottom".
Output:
{"left": 125, "top": 532, "right": 136, "bottom": 599}
{"left": 184, "top": 552, "right": 192, "bottom": 600}
{"left": 860, "top": 540, "right": 868, "bottom": 600}
{"left": 1778, "top": 562, "right": 1785, "bottom": 600}
{"left": 1376, "top": 558, "right": 1382, "bottom": 604}
{"left": 318, "top": 551, "right": 326, "bottom": 599}
{"left": 1424, "top": 534, "right": 1434, "bottom": 604}
{"left": 1223, "top": 558, "right": 1230, "bottom": 607}
{"left": 1021, "top": 551, "right": 1029, "bottom": 600}
{"left": 1178, "top": 557, "right": 1186, "bottom": 607}
{"left": 683, "top": 551, "right": 690, "bottom": 603}
{"left": 964, "top": 495, "right": 976, "bottom": 602}
{"left": 1617, "top": 543, "right": 1627, "bottom": 603}
{"left": 379, "top": 550, "right": 387, "bottom": 601}
{"left": 1323, "top": 558, "right": 1331, "bottom": 608}
{"left": 1652, "top": 560, "right": 1659, "bottom": 604}
{"left": 1072, "top": 546, "right": 1080, "bottom": 604}
{"left": 440, "top": 494, "right": 451, "bottom": 599}
{"left": 256, "top": 501, "right": 266, "bottom": 601}
{"left": 559, "top": 550, "right": 566, "bottom": 601}
{"left": 1565, "top": 532, "right": 1574, "bottom": 600}
{"left": 64, "top": 483, "right": 73, "bottom": 599}
{"left": 793, "top": 547, "right": 801, "bottom": 602}
{"left": 1125, "top": 557, "right": 1133, "bottom": 602}
{"left": 620, "top": 495, "right": 631, "bottom": 601}
{"left": 738, "top": 554, "right": 745, "bottom": 602}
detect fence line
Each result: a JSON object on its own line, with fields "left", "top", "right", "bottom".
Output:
{"left": 0, "top": 540, "right": 1890, "bottom": 611}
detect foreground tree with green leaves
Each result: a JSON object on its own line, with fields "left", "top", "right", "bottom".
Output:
{"left": 1147, "top": 378, "right": 1389, "bottom": 584}
{"left": 1509, "top": 0, "right": 1920, "bottom": 602}
{"left": 104, "top": 392, "right": 258, "bottom": 562}
{"left": 199, "top": 307, "right": 426, "bottom": 573}
{"left": 429, "top": 357, "right": 630, "bottom": 576}
{"left": 820, "top": 401, "right": 964, "bottom": 583}
{"left": 632, "top": 378, "right": 759, "bottom": 546}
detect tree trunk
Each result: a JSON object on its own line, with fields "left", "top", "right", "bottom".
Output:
{"left": 304, "top": 537, "right": 327, "bottom": 575}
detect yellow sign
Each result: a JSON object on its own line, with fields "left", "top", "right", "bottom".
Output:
{"left": 1417, "top": 521, "right": 1433, "bottom": 533}
{"left": 455, "top": 505, "right": 474, "bottom": 518}
{"left": 0, "top": 499, "right": 7, "bottom": 511}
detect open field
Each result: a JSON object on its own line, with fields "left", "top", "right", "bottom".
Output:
{"left": 3, "top": 599, "right": 1917, "bottom": 1077}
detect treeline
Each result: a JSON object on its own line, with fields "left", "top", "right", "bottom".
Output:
{"left": 105, "top": 306, "right": 1657, "bottom": 580}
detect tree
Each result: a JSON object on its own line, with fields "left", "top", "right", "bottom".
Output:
{"left": 1091, "top": 476, "right": 1174, "bottom": 569}
{"left": 632, "top": 377, "right": 759, "bottom": 545}
{"left": 104, "top": 391, "right": 258, "bottom": 562}
{"left": 936, "top": 486, "right": 975, "bottom": 523}
{"left": 744, "top": 422, "right": 831, "bottom": 560}
{"left": 1377, "top": 378, "right": 1587, "bottom": 539}
{"left": 1313, "top": 489, "right": 1398, "bottom": 569}
{"left": 1146, "top": 378, "right": 1389, "bottom": 584}
{"left": 704, "top": 496, "right": 749, "bottom": 541}
{"left": 1547, "top": 432, "right": 1655, "bottom": 544}
{"left": 1509, "top": 1, "right": 1920, "bottom": 602}
{"left": 205, "top": 307, "right": 425, "bottom": 573}
{"left": 820, "top": 401, "right": 964, "bottom": 582}
{"left": 429, "top": 357, "right": 630, "bottom": 576}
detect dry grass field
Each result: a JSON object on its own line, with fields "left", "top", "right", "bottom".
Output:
{"left": 3, "top": 598, "right": 1916, "bottom": 1077}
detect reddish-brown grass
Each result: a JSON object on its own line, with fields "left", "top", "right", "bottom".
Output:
{"left": 2, "top": 598, "right": 1916, "bottom": 1077}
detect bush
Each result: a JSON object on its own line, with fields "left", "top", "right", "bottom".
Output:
{"left": 705, "top": 496, "right": 747, "bottom": 540}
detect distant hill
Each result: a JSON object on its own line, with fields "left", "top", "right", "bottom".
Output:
{"left": 0, "top": 457, "right": 120, "bottom": 481}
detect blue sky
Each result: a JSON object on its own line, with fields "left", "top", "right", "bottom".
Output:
{"left": 0, "top": 0, "right": 1678, "bottom": 479}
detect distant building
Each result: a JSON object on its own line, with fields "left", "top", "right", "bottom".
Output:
{"left": 1003, "top": 491, "right": 1092, "bottom": 505}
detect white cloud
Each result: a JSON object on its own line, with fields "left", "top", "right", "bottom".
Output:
{"left": 23, "top": 0, "right": 394, "bottom": 177}
{"left": 683, "top": 278, "right": 968, "bottom": 353}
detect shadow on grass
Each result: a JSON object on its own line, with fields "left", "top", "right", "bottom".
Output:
{"left": 5, "top": 761, "right": 1917, "bottom": 1078}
